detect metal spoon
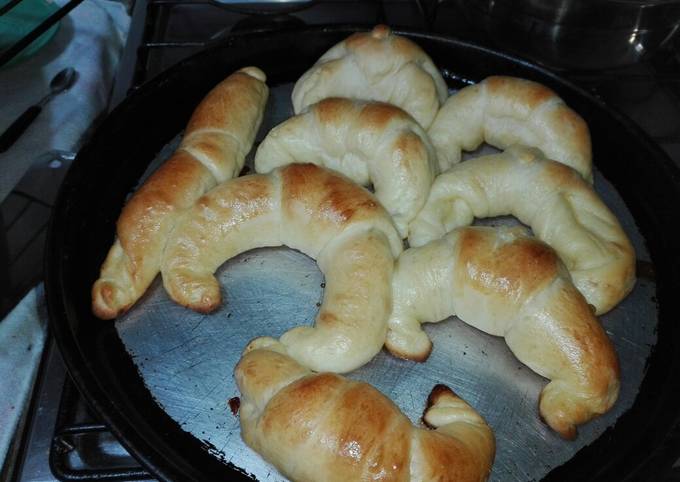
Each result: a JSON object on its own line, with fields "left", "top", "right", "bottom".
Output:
{"left": 0, "top": 67, "right": 78, "bottom": 153}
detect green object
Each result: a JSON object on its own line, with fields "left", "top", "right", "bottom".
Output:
{"left": 0, "top": 0, "right": 61, "bottom": 68}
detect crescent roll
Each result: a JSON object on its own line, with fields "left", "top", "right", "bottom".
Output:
{"left": 409, "top": 146, "right": 635, "bottom": 314}
{"left": 292, "top": 25, "right": 448, "bottom": 129}
{"left": 387, "top": 226, "right": 620, "bottom": 439}
{"left": 161, "top": 164, "right": 402, "bottom": 373}
{"left": 428, "top": 76, "right": 592, "bottom": 180}
{"left": 91, "top": 67, "right": 268, "bottom": 319}
{"left": 255, "top": 98, "right": 438, "bottom": 237}
{"left": 235, "top": 337, "right": 495, "bottom": 482}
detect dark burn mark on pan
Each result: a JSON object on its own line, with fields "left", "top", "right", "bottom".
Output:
{"left": 228, "top": 396, "right": 240, "bottom": 416}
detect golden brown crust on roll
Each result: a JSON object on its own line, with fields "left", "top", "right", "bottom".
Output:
{"left": 428, "top": 76, "right": 592, "bottom": 180}
{"left": 292, "top": 25, "right": 448, "bottom": 129}
{"left": 279, "top": 162, "right": 389, "bottom": 232}
{"left": 387, "top": 225, "right": 620, "bottom": 439}
{"left": 91, "top": 67, "right": 268, "bottom": 319}
{"left": 235, "top": 338, "right": 495, "bottom": 482}
{"left": 409, "top": 146, "right": 635, "bottom": 314}
{"left": 161, "top": 164, "right": 403, "bottom": 373}
{"left": 255, "top": 98, "right": 437, "bottom": 237}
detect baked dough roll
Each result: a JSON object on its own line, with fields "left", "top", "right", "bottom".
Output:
{"left": 387, "top": 226, "right": 620, "bottom": 439}
{"left": 235, "top": 337, "right": 495, "bottom": 482}
{"left": 91, "top": 67, "right": 268, "bottom": 319}
{"left": 292, "top": 25, "right": 448, "bottom": 129}
{"left": 255, "top": 98, "right": 438, "bottom": 237}
{"left": 409, "top": 146, "right": 635, "bottom": 314}
{"left": 428, "top": 76, "right": 592, "bottom": 180}
{"left": 161, "top": 164, "right": 403, "bottom": 373}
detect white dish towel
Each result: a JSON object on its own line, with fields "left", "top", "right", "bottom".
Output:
{"left": 0, "top": 285, "right": 47, "bottom": 468}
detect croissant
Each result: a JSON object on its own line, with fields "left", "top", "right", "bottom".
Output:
{"left": 292, "top": 25, "right": 448, "bottom": 129}
{"left": 161, "top": 164, "right": 402, "bottom": 373}
{"left": 387, "top": 226, "right": 620, "bottom": 439}
{"left": 91, "top": 67, "right": 268, "bottom": 319}
{"left": 409, "top": 146, "right": 635, "bottom": 314}
{"left": 235, "top": 337, "right": 495, "bottom": 482}
{"left": 255, "top": 98, "right": 438, "bottom": 237}
{"left": 428, "top": 76, "right": 592, "bottom": 181}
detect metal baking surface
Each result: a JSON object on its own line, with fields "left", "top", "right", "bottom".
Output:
{"left": 115, "top": 83, "right": 657, "bottom": 482}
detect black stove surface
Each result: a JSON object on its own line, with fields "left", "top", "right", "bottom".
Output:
{"left": 5, "top": 0, "right": 680, "bottom": 480}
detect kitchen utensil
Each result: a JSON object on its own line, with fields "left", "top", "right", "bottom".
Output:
{"left": 0, "top": 67, "right": 78, "bottom": 153}
{"left": 44, "top": 27, "right": 680, "bottom": 481}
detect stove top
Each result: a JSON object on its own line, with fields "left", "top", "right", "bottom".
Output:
{"left": 3, "top": 0, "right": 680, "bottom": 480}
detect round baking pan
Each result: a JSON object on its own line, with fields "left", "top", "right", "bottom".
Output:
{"left": 45, "top": 26, "right": 680, "bottom": 481}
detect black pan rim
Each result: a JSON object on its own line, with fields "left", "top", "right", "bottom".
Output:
{"left": 45, "top": 25, "right": 680, "bottom": 481}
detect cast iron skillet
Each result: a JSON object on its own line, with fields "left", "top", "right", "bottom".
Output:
{"left": 45, "top": 26, "right": 680, "bottom": 481}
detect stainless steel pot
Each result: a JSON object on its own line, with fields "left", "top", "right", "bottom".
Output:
{"left": 456, "top": 0, "right": 680, "bottom": 69}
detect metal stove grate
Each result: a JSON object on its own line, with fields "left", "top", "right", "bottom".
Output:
{"left": 130, "top": 0, "right": 391, "bottom": 94}
{"left": 50, "top": 377, "right": 152, "bottom": 481}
